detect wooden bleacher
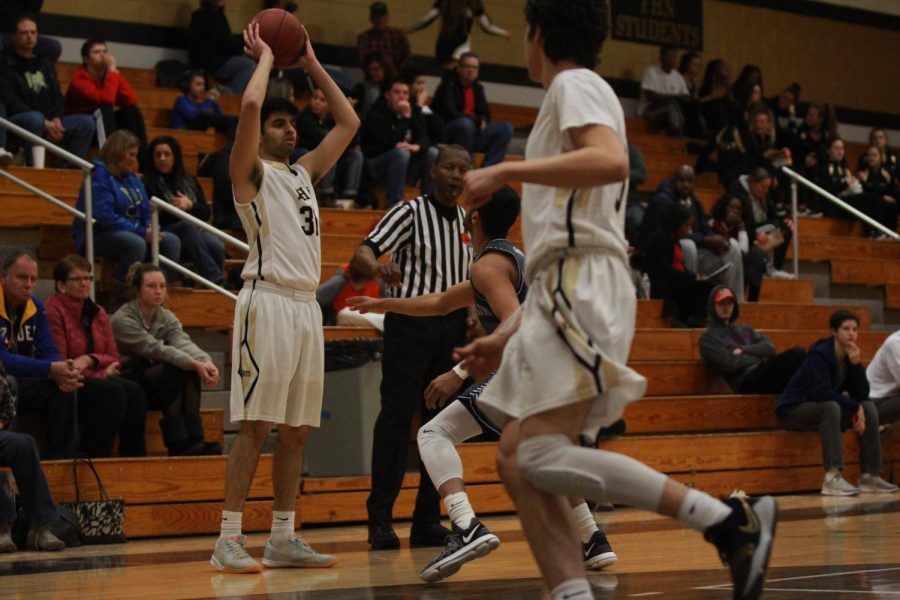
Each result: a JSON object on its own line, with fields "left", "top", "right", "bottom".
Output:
{"left": 2, "top": 62, "right": 897, "bottom": 538}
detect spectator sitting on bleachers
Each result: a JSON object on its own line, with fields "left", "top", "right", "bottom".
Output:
{"left": 732, "top": 64, "right": 763, "bottom": 112}
{"left": 644, "top": 204, "right": 713, "bottom": 328}
{"left": 813, "top": 137, "right": 893, "bottom": 238}
{"left": 716, "top": 103, "right": 791, "bottom": 187}
{"left": 0, "top": 15, "right": 94, "bottom": 167}
{"left": 350, "top": 52, "right": 392, "bottom": 121}
{"left": 0, "top": 1, "right": 61, "bottom": 62}
{"left": 856, "top": 144, "right": 899, "bottom": 237}
{"left": 432, "top": 52, "right": 513, "bottom": 167}
{"left": 44, "top": 254, "right": 146, "bottom": 457}
{"left": 640, "top": 165, "right": 745, "bottom": 300}
{"left": 0, "top": 250, "right": 81, "bottom": 459}
{"left": 0, "top": 360, "right": 65, "bottom": 552}
{"left": 699, "top": 285, "right": 806, "bottom": 393}
{"left": 295, "top": 87, "right": 363, "bottom": 205}
{"left": 857, "top": 128, "right": 897, "bottom": 179}
{"left": 317, "top": 262, "right": 387, "bottom": 331}
{"left": 142, "top": 135, "right": 226, "bottom": 285}
{"left": 111, "top": 263, "right": 222, "bottom": 456}
{"left": 624, "top": 143, "right": 647, "bottom": 240}
{"left": 867, "top": 329, "right": 900, "bottom": 430}
{"left": 172, "top": 70, "right": 235, "bottom": 135}
{"left": 72, "top": 130, "right": 180, "bottom": 294}
{"left": 678, "top": 51, "right": 704, "bottom": 138}
{"left": 725, "top": 167, "right": 794, "bottom": 279}
{"left": 696, "top": 59, "right": 737, "bottom": 139}
{"left": 776, "top": 310, "right": 898, "bottom": 496}
{"left": 360, "top": 78, "right": 438, "bottom": 208}
{"left": 637, "top": 46, "right": 690, "bottom": 137}
{"left": 766, "top": 83, "right": 801, "bottom": 150}
{"left": 793, "top": 102, "right": 836, "bottom": 183}
{"left": 412, "top": 71, "right": 447, "bottom": 146}
{"left": 63, "top": 39, "right": 147, "bottom": 146}
{"left": 357, "top": 2, "right": 411, "bottom": 74}
{"left": 709, "top": 194, "right": 768, "bottom": 302}
{"left": 188, "top": 0, "right": 255, "bottom": 94}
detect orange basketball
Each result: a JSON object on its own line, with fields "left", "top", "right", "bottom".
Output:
{"left": 251, "top": 9, "right": 306, "bottom": 69}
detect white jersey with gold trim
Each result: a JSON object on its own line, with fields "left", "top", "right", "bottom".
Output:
{"left": 234, "top": 160, "right": 321, "bottom": 292}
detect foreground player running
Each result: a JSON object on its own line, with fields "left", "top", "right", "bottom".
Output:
{"left": 456, "top": 2, "right": 777, "bottom": 599}
{"left": 349, "top": 187, "right": 616, "bottom": 583}
{"left": 210, "top": 23, "right": 359, "bottom": 573}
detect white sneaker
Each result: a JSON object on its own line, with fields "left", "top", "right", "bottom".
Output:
{"left": 858, "top": 474, "right": 898, "bottom": 494}
{"left": 262, "top": 535, "right": 336, "bottom": 568}
{"left": 767, "top": 269, "right": 796, "bottom": 280}
{"left": 210, "top": 534, "right": 261, "bottom": 573}
{"left": 821, "top": 473, "right": 859, "bottom": 496}
{"left": 0, "top": 148, "right": 13, "bottom": 167}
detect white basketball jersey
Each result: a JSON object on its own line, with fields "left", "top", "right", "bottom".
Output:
{"left": 522, "top": 68, "right": 629, "bottom": 283}
{"left": 235, "top": 160, "right": 321, "bottom": 292}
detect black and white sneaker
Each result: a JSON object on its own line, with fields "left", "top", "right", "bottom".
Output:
{"left": 418, "top": 518, "right": 500, "bottom": 583}
{"left": 582, "top": 529, "right": 617, "bottom": 569}
{"left": 704, "top": 494, "right": 778, "bottom": 600}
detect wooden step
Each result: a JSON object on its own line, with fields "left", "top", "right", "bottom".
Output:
{"left": 636, "top": 299, "right": 872, "bottom": 330}
{"left": 832, "top": 257, "right": 900, "bottom": 286}
{"left": 887, "top": 283, "right": 900, "bottom": 309}
{"left": 145, "top": 127, "right": 228, "bottom": 156}
{"left": 143, "top": 409, "right": 223, "bottom": 456}
{"left": 759, "top": 278, "right": 814, "bottom": 303}
{"left": 788, "top": 236, "right": 900, "bottom": 262}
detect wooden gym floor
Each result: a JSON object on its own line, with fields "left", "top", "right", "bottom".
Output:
{"left": 0, "top": 494, "right": 897, "bottom": 599}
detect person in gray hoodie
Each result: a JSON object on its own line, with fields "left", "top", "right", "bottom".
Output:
{"left": 699, "top": 285, "right": 806, "bottom": 394}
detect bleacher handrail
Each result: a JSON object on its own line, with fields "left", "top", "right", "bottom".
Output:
{"left": 149, "top": 196, "right": 248, "bottom": 302}
{"left": 783, "top": 166, "right": 900, "bottom": 242}
{"left": 0, "top": 117, "right": 95, "bottom": 298}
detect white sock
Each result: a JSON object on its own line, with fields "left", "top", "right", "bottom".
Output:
{"left": 220, "top": 510, "right": 242, "bottom": 539}
{"left": 444, "top": 491, "right": 476, "bottom": 530}
{"left": 270, "top": 510, "right": 295, "bottom": 542}
{"left": 551, "top": 578, "right": 594, "bottom": 600}
{"left": 676, "top": 489, "right": 732, "bottom": 532}
{"left": 570, "top": 502, "right": 598, "bottom": 544}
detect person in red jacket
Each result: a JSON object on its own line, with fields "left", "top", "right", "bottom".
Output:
{"left": 63, "top": 39, "right": 147, "bottom": 145}
{"left": 44, "top": 255, "right": 147, "bottom": 457}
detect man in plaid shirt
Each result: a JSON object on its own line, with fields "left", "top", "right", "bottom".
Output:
{"left": 357, "top": 2, "right": 411, "bottom": 73}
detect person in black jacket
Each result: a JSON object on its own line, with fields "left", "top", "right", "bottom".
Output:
{"left": 188, "top": 0, "right": 255, "bottom": 94}
{"left": 432, "top": 53, "right": 512, "bottom": 167}
{"left": 856, "top": 144, "right": 898, "bottom": 238}
{"left": 0, "top": 1, "right": 60, "bottom": 62}
{"left": 776, "top": 310, "right": 897, "bottom": 496}
{"left": 0, "top": 16, "right": 94, "bottom": 167}
{"left": 142, "top": 135, "right": 226, "bottom": 285}
{"left": 360, "top": 79, "right": 438, "bottom": 208}
{"left": 295, "top": 88, "right": 363, "bottom": 204}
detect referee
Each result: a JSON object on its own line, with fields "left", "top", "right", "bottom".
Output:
{"left": 351, "top": 145, "right": 474, "bottom": 550}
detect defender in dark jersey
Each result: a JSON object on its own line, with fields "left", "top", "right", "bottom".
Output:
{"left": 348, "top": 187, "right": 616, "bottom": 582}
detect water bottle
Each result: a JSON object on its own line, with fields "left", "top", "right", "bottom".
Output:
{"left": 640, "top": 273, "right": 651, "bottom": 299}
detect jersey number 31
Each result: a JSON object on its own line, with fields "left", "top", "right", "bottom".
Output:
{"left": 300, "top": 205, "right": 319, "bottom": 236}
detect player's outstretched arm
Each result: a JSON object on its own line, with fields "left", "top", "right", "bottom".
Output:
{"left": 296, "top": 27, "right": 360, "bottom": 184}
{"left": 463, "top": 124, "right": 628, "bottom": 207}
{"left": 347, "top": 280, "right": 473, "bottom": 316}
{"left": 231, "top": 23, "right": 272, "bottom": 205}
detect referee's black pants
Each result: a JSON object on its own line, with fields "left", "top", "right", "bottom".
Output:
{"left": 367, "top": 311, "right": 467, "bottom": 527}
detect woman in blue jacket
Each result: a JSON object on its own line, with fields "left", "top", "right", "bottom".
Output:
{"left": 777, "top": 310, "right": 897, "bottom": 496}
{"left": 73, "top": 130, "right": 180, "bottom": 283}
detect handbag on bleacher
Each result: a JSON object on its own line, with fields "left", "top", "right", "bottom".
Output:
{"left": 61, "top": 457, "right": 127, "bottom": 545}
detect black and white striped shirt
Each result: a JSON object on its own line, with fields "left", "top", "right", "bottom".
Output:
{"left": 363, "top": 194, "right": 472, "bottom": 298}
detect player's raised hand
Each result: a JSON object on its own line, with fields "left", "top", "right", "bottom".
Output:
{"left": 243, "top": 22, "right": 272, "bottom": 62}
{"left": 463, "top": 165, "right": 506, "bottom": 208}
{"left": 346, "top": 296, "right": 385, "bottom": 314}
{"left": 287, "top": 25, "right": 315, "bottom": 70}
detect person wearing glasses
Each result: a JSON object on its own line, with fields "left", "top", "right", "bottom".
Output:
{"left": 44, "top": 254, "right": 146, "bottom": 457}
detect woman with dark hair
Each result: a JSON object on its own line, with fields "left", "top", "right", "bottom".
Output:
{"left": 697, "top": 59, "right": 738, "bottom": 137}
{"left": 407, "top": 0, "right": 510, "bottom": 68}
{"left": 857, "top": 128, "right": 898, "bottom": 178}
{"left": 678, "top": 51, "right": 703, "bottom": 138}
{"left": 142, "top": 135, "right": 226, "bottom": 285}
{"left": 111, "top": 263, "right": 222, "bottom": 456}
{"left": 73, "top": 130, "right": 180, "bottom": 292}
{"left": 710, "top": 194, "right": 767, "bottom": 302}
{"left": 45, "top": 255, "right": 147, "bottom": 457}
{"left": 733, "top": 64, "right": 763, "bottom": 109}
{"left": 172, "top": 70, "right": 236, "bottom": 135}
{"left": 350, "top": 52, "right": 393, "bottom": 120}
{"left": 644, "top": 204, "right": 714, "bottom": 327}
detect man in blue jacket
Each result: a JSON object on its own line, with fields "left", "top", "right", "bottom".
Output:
{"left": 1, "top": 251, "right": 82, "bottom": 458}
{"left": 777, "top": 310, "right": 897, "bottom": 496}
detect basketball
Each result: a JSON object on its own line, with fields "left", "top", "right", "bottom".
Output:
{"left": 251, "top": 8, "right": 306, "bottom": 69}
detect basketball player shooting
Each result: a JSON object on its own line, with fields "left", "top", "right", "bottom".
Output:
{"left": 210, "top": 21, "right": 359, "bottom": 573}
{"left": 455, "top": 1, "right": 777, "bottom": 599}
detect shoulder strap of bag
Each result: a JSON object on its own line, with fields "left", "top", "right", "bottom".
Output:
{"left": 72, "top": 456, "right": 110, "bottom": 502}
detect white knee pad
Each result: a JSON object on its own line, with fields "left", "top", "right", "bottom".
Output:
{"left": 517, "top": 434, "right": 607, "bottom": 500}
{"left": 417, "top": 403, "right": 483, "bottom": 489}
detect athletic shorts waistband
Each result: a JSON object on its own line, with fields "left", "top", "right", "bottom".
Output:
{"left": 244, "top": 280, "right": 316, "bottom": 301}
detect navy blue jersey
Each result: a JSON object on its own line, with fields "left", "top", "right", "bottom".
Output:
{"left": 472, "top": 238, "right": 527, "bottom": 333}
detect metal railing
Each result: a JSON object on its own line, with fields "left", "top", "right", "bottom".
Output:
{"left": 0, "top": 117, "right": 96, "bottom": 297}
{"left": 149, "top": 196, "right": 249, "bottom": 301}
